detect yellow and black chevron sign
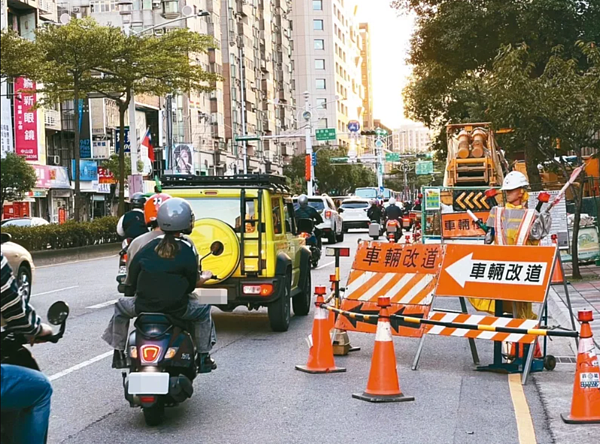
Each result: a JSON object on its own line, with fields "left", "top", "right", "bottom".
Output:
{"left": 452, "top": 190, "right": 491, "bottom": 211}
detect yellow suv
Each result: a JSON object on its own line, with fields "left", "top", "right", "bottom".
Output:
{"left": 161, "top": 174, "right": 312, "bottom": 331}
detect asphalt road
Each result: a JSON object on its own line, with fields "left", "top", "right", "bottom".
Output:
{"left": 30, "top": 231, "right": 554, "bottom": 444}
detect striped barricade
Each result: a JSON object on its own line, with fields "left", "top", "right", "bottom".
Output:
{"left": 335, "top": 242, "right": 443, "bottom": 338}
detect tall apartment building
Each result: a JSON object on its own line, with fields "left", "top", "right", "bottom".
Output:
{"left": 220, "top": 0, "right": 296, "bottom": 175}
{"left": 291, "top": 0, "right": 364, "bottom": 151}
{"left": 359, "top": 22, "right": 373, "bottom": 131}
{"left": 393, "top": 122, "right": 432, "bottom": 154}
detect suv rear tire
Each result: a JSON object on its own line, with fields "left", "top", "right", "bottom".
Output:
{"left": 268, "top": 273, "right": 291, "bottom": 332}
{"left": 292, "top": 270, "right": 311, "bottom": 316}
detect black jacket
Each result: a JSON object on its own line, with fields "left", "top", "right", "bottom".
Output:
{"left": 117, "top": 209, "right": 148, "bottom": 239}
{"left": 384, "top": 204, "right": 403, "bottom": 221}
{"left": 295, "top": 206, "right": 324, "bottom": 225}
{"left": 128, "top": 236, "right": 198, "bottom": 316}
{"left": 367, "top": 205, "right": 382, "bottom": 222}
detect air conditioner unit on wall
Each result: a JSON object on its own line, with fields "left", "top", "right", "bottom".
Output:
{"left": 50, "top": 155, "right": 60, "bottom": 165}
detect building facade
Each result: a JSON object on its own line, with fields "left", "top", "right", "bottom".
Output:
{"left": 393, "top": 122, "right": 432, "bottom": 154}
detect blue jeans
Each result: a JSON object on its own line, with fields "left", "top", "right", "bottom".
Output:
{"left": 1, "top": 364, "right": 53, "bottom": 444}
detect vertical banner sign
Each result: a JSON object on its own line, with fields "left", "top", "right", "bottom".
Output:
{"left": 305, "top": 154, "right": 312, "bottom": 181}
{"left": 0, "top": 78, "right": 12, "bottom": 158}
{"left": 79, "top": 99, "right": 92, "bottom": 158}
{"left": 14, "top": 77, "right": 38, "bottom": 161}
{"left": 115, "top": 127, "right": 131, "bottom": 153}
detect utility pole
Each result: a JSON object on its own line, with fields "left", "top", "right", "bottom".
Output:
{"left": 303, "top": 91, "right": 314, "bottom": 196}
{"left": 166, "top": 94, "right": 173, "bottom": 170}
{"left": 128, "top": 89, "right": 138, "bottom": 174}
{"left": 239, "top": 42, "right": 248, "bottom": 174}
{"left": 375, "top": 127, "right": 387, "bottom": 198}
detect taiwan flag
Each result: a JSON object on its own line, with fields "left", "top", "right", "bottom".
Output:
{"left": 140, "top": 128, "right": 154, "bottom": 162}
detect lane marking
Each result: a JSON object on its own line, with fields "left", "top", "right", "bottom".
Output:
{"left": 315, "top": 261, "right": 334, "bottom": 270}
{"left": 33, "top": 285, "right": 79, "bottom": 297}
{"left": 48, "top": 351, "right": 113, "bottom": 381}
{"left": 36, "top": 254, "right": 118, "bottom": 269}
{"left": 508, "top": 373, "right": 537, "bottom": 444}
{"left": 86, "top": 299, "right": 118, "bottom": 309}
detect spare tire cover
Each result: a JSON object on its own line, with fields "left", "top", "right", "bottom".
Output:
{"left": 189, "top": 218, "right": 240, "bottom": 282}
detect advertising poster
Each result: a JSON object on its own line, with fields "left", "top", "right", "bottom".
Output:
{"left": 14, "top": 77, "right": 38, "bottom": 161}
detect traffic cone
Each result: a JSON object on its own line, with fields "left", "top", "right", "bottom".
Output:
{"left": 353, "top": 296, "right": 415, "bottom": 403}
{"left": 561, "top": 310, "right": 600, "bottom": 424}
{"left": 550, "top": 236, "right": 565, "bottom": 285}
{"left": 295, "top": 291, "right": 346, "bottom": 374}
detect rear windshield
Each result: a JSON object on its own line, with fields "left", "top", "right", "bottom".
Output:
{"left": 341, "top": 201, "right": 369, "bottom": 209}
{"left": 293, "top": 199, "right": 326, "bottom": 212}
{"left": 186, "top": 197, "right": 255, "bottom": 232}
{"left": 1, "top": 219, "right": 31, "bottom": 227}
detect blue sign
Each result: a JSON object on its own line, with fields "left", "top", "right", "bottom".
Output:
{"left": 375, "top": 139, "right": 384, "bottom": 148}
{"left": 347, "top": 120, "right": 360, "bottom": 133}
{"left": 116, "top": 127, "right": 130, "bottom": 153}
{"left": 71, "top": 159, "right": 98, "bottom": 181}
{"left": 311, "top": 152, "right": 317, "bottom": 166}
{"left": 379, "top": 186, "right": 384, "bottom": 193}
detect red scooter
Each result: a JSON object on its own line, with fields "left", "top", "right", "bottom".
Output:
{"left": 385, "top": 219, "right": 401, "bottom": 243}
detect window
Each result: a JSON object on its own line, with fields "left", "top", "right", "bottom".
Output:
{"left": 318, "top": 118, "right": 328, "bottom": 129}
{"left": 271, "top": 197, "right": 283, "bottom": 235}
{"left": 313, "top": 19, "right": 324, "bottom": 31}
{"left": 284, "top": 202, "right": 296, "bottom": 234}
{"left": 316, "top": 79, "right": 326, "bottom": 89}
{"left": 316, "top": 98, "right": 327, "bottom": 109}
{"left": 313, "top": 0, "right": 323, "bottom": 10}
{"left": 315, "top": 59, "right": 325, "bottom": 70}
{"left": 314, "top": 39, "right": 325, "bottom": 50}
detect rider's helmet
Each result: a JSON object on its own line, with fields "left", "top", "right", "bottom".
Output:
{"left": 388, "top": 197, "right": 397, "bottom": 206}
{"left": 157, "top": 198, "right": 195, "bottom": 234}
{"left": 144, "top": 193, "right": 172, "bottom": 226}
{"left": 298, "top": 194, "right": 309, "bottom": 208}
{"left": 501, "top": 171, "right": 529, "bottom": 191}
{"left": 130, "top": 193, "right": 146, "bottom": 210}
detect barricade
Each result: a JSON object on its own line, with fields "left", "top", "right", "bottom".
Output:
{"left": 334, "top": 241, "right": 443, "bottom": 338}
{"left": 415, "top": 243, "right": 570, "bottom": 384}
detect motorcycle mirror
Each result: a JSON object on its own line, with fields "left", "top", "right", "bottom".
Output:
{"left": 210, "top": 241, "right": 224, "bottom": 256}
{"left": 47, "top": 301, "right": 70, "bottom": 325}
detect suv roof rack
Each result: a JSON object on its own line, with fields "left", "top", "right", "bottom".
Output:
{"left": 160, "top": 174, "right": 290, "bottom": 192}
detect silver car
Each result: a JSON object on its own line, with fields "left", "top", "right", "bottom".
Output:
{"left": 293, "top": 195, "right": 344, "bottom": 244}
{"left": 1, "top": 232, "right": 35, "bottom": 299}
{"left": 340, "top": 199, "right": 371, "bottom": 231}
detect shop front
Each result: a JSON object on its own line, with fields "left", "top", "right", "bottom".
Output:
{"left": 29, "top": 165, "right": 72, "bottom": 223}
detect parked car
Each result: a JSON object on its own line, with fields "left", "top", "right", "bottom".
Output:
{"left": 292, "top": 195, "right": 344, "bottom": 244}
{"left": 1, "top": 217, "right": 49, "bottom": 227}
{"left": 0, "top": 232, "right": 35, "bottom": 300}
{"left": 340, "top": 199, "right": 371, "bottom": 231}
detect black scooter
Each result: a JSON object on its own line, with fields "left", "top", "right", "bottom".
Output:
{"left": 120, "top": 241, "right": 224, "bottom": 426}
{"left": 0, "top": 301, "right": 70, "bottom": 444}
{"left": 297, "top": 219, "right": 321, "bottom": 268}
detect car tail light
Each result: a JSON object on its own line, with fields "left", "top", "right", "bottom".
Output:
{"left": 242, "top": 284, "right": 274, "bottom": 296}
{"left": 325, "top": 210, "right": 332, "bottom": 219}
{"left": 140, "top": 396, "right": 156, "bottom": 403}
{"left": 122, "top": 253, "right": 128, "bottom": 262}
{"left": 140, "top": 345, "right": 161, "bottom": 364}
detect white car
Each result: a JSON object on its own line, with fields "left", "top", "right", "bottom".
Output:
{"left": 340, "top": 199, "right": 371, "bottom": 231}
{"left": 293, "top": 195, "right": 344, "bottom": 244}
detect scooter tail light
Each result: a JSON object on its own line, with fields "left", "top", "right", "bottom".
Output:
{"left": 140, "top": 396, "right": 156, "bottom": 403}
{"left": 325, "top": 210, "right": 332, "bottom": 219}
{"left": 140, "top": 345, "right": 161, "bottom": 364}
{"left": 129, "top": 346, "right": 138, "bottom": 359}
{"left": 164, "top": 347, "right": 178, "bottom": 360}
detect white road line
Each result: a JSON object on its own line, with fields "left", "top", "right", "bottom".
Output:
{"left": 36, "top": 254, "right": 118, "bottom": 269}
{"left": 86, "top": 299, "right": 118, "bottom": 309}
{"left": 315, "top": 261, "right": 335, "bottom": 270}
{"left": 48, "top": 351, "right": 113, "bottom": 381}
{"left": 32, "top": 285, "right": 79, "bottom": 297}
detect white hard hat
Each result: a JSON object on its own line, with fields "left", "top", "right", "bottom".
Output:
{"left": 388, "top": 197, "right": 396, "bottom": 205}
{"left": 501, "top": 171, "right": 529, "bottom": 191}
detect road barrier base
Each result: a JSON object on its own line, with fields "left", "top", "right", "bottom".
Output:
{"left": 295, "top": 364, "right": 346, "bottom": 374}
{"left": 476, "top": 358, "right": 545, "bottom": 375}
{"left": 333, "top": 330, "right": 360, "bottom": 356}
{"left": 352, "top": 392, "right": 415, "bottom": 403}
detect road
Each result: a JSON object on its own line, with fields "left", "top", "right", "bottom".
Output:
{"left": 30, "top": 231, "right": 554, "bottom": 444}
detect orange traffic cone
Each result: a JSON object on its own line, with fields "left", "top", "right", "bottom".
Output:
{"left": 550, "top": 236, "right": 565, "bottom": 285}
{"left": 561, "top": 310, "right": 600, "bottom": 424}
{"left": 353, "top": 296, "right": 415, "bottom": 403}
{"left": 295, "top": 291, "right": 346, "bottom": 374}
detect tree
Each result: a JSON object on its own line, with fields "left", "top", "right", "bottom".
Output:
{"left": 1, "top": 153, "right": 37, "bottom": 211}
{"left": 89, "top": 28, "right": 219, "bottom": 215}
{"left": 101, "top": 155, "right": 142, "bottom": 183}
{"left": 483, "top": 42, "right": 600, "bottom": 278}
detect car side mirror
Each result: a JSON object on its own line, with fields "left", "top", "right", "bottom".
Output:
{"left": 1, "top": 232, "right": 12, "bottom": 244}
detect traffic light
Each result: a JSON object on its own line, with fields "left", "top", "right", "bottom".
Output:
{"left": 360, "top": 130, "right": 377, "bottom": 136}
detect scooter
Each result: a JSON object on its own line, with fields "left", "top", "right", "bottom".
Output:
{"left": 297, "top": 218, "right": 321, "bottom": 268}
{"left": 120, "top": 241, "right": 224, "bottom": 426}
{"left": 116, "top": 238, "right": 132, "bottom": 293}
{"left": 368, "top": 220, "right": 382, "bottom": 240}
{"left": 385, "top": 219, "right": 401, "bottom": 243}
{"left": 0, "top": 301, "right": 70, "bottom": 444}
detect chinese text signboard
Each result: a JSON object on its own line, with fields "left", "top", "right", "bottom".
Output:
{"left": 436, "top": 244, "right": 556, "bottom": 303}
{"left": 416, "top": 160, "right": 434, "bottom": 175}
{"left": 353, "top": 242, "right": 443, "bottom": 274}
{"left": 116, "top": 127, "right": 131, "bottom": 153}
{"left": 14, "top": 77, "right": 38, "bottom": 161}
{"left": 441, "top": 211, "right": 488, "bottom": 238}
{"left": 315, "top": 128, "right": 336, "bottom": 141}
{"left": 424, "top": 188, "right": 441, "bottom": 210}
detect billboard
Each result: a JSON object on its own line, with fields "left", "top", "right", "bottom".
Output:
{"left": 14, "top": 77, "right": 38, "bottom": 161}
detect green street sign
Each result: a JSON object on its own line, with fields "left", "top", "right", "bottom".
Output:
{"left": 315, "top": 128, "right": 337, "bottom": 141}
{"left": 330, "top": 157, "right": 349, "bottom": 163}
{"left": 385, "top": 152, "right": 400, "bottom": 162}
{"left": 235, "top": 135, "right": 261, "bottom": 142}
{"left": 416, "top": 160, "right": 434, "bottom": 175}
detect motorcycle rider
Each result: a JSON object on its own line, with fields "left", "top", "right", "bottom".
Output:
{"left": 295, "top": 194, "right": 324, "bottom": 248}
{"left": 384, "top": 197, "right": 404, "bottom": 236}
{"left": 116, "top": 193, "right": 148, "bottom": 240}
{"left": 1, "top": 253, "right": 53, "bottom": 444}
{"left": 102, "top": 198, "right": 217, "bottom": 372}
{"left": 367, "top": 199, "right": 383, "bottom": 224}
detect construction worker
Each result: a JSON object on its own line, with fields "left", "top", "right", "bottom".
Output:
{"left": 470, "top": 171, "right": 552, "bottom": 318}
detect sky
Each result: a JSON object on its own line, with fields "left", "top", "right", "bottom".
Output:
{"left": 355, "top": 1, "right": 416, "bottom": 129}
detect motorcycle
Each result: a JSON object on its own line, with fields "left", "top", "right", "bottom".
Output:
{"left": 401, "top": 210, "right": 412, "bottom": 231}
{"left": 120, "top": 241, "right": 224, "bottom": 426}
{"left": 116, "top": 238, "right": 132, "bottom": 293}
{"left": 297, "top": 218, "right": 321, "bottom": 268}
{"left": 385, "top": 219, "right": 401, "bottom": 243}
{"left": 1, "top": 301, "right": 70, "bottom": 444}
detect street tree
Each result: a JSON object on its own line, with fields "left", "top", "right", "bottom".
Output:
{"left": 90, "top": 28, "right": 219, "bottom": 215}
{"left": 483, "top": 42, "right": 600, "bottom": 278}
{"left": 0, "top": 153, "right": 37, "bottom": 211}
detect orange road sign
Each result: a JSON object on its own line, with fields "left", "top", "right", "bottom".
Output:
{"left": 436, "top": 244, "right": 557, "bottom": 303}
{"left": 441, "top": 211, "right": 488, "bottom": 238}
{"left": 353, "top": 242, "right": 443, "bottom": 274}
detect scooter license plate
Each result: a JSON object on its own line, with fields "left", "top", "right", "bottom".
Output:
{"left": 128, "top": 372, "right": 169, "bottom": 395}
